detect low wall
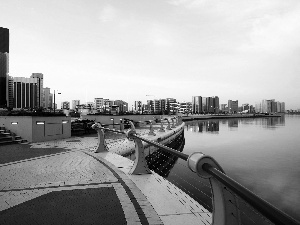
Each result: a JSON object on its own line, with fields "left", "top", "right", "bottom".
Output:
{"left": 0, "top": 116, "right": 71, "bottom": 142}
{"left": 82, "top": 114, "right": 164, "bottom": 125}
{"left": 116, "top": 122, "right": 185, "bottom": 158}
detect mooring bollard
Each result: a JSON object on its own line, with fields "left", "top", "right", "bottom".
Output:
{"left": 126, "top": 122, "right": 151, "bottom": 175}
{"left": 148, "top": 121, "right": 156, "bottom": 136}
{"left": 91, "top": 123, "right": 108, "bottom": 153}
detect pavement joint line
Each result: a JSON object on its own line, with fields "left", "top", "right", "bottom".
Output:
{"left": 0, "top": 149, "right": 73, "bottom": 168}
{"left": 83, "top": 151, "right": 151, "bottom": 225}
{"left": 0, "top": 181, "right": 121, "bottom": 193}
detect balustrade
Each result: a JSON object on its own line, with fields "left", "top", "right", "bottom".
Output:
{"left": 91, "top": 117, "right": 299, "bottom": 225}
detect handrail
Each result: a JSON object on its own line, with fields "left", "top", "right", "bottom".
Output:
{"left": 203, "top": 163, "right": 300, "bottom": 225}
{"left": 131, "top": 134, "right": 189, "bottom": 161}
{"left": 92, "top": 118, "right": 300, "bottom": 225}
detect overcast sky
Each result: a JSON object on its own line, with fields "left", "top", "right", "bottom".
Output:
{"left": 1, "top": 0, "right": 300, "bottom": 109}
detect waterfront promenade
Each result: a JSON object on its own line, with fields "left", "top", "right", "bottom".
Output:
{"left": 0, "top": 126, "right": 211, "bottom": 225}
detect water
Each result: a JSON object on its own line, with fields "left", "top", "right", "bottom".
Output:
{"left": 163, "top": 115, "right": 300, "bottom": 222}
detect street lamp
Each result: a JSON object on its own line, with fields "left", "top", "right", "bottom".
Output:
{"left": 53, "top": 90, "right": 61, "bottom": 114}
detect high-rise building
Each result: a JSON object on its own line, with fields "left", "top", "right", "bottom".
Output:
{"left": 42, "top": 87, "right": 52, "bottom": 109}
{"left": 0, "top": 27, "right": 9, "bottom": 108}
{"left": 261, "top": 99, "right": 285, "bottom": 113}
{"left": 166, "top": 98, "right": 176, "bottom": 113}
{"left": 13, "top": 77, "right": 38, "bottom": 109}
{"left": 192, "top": 96, "right": 202, "bottom": 114}
{"left": 94, "top": 98, "right": 104, "bottom": 110}
{"left": 213, "top": 96, "right": 219, "bottom": 113}
{"left": 72, "top": 100, "right": 80, "bottom": 110}
{"left": 199, "top": 96, "right": 219, "bottom": 113}
{"left": 134, "top": 101, "right": 142, "bottom": 113}
{"left": 30, "top": 73, "right": 43, "bottom": 108}
{"left": 0, "top": 27, "right": 9, "bottom": 53}
{"left": 228, "top": 100, "right": 238, "bottom": 113}
{"left": 7, "top": 76, "right": 13, "bottom": 108}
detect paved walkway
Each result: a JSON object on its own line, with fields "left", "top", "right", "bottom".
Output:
{"left": 0, "top": 127, "right": 211, "bottom": 225}
{"left": 0, "top": 135, "right": 162, "bottom": 224}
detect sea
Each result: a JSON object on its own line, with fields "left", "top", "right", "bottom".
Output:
{"left": 156, "top": 114, "right": 300, "bottom": 222}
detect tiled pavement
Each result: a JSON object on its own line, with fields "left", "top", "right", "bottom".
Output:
{"left": 0, "top": 127, "right": 211, "bottom": 225}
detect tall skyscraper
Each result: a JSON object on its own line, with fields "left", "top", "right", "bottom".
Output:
{"left": 31, "top": 73, "right": 43, "bottom": 108}
{"left": 192, "top": 96, "right": 202, "bottom": 114}
{"left": 134, "top": 101, "right": 142, "bottom": 113}
{"left": 42, "top": 87, "right": 52, "bottom": 109}
{"left": 0, "top": 27, "right": 9, "bottom": 108}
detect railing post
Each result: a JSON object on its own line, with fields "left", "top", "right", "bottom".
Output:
{"left": 148, "top": 121, "right": 156, "bottom": 136}
{"left": 159, "top": 120, "right": 165, "bottom": 132}
{"left": 91, "top": 123, "right": 108, "bottom": 153}
{"left": 177, "top": 116, "right": 182, "bottom": 125}
{"left": 171, "top": 118, "right": 176, "bottom": 128}
{"left": 126, "top": 121, "right": 151, "bottom": 175}
{"left": 165, "top": 118, "right": 172, "bottom": 130}
{"left": 187, "top": 152, "right": 241, "bottom": 225}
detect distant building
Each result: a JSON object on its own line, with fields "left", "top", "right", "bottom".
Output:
{"left": 192, "top": 96, "right": 202, "bottom": 114}
{"left": 72, "top": 100, "right": 80, "bottom": 110}
{"left": 261, "top": 99, "right": 285, "bottom": 113}
{"left": 166, "top": 98, "right": 176, "bottom": 114}
{"left": 61, "top": 101, "right": 70, "bottom": 110}
{"left": 94, "top": 98, "right": 104, "bottom": 110}
{"left": 242, "top": 104, "right": 250, "bottom": 112}
{"left": 30, "top": 73, "right": 43, "bottom": 108}
{"left": 255, "top": 102, "right": 262, "bottom": 113}
{"left": 220, "top": 104, "right": 227, "bottom": 111}
{"left": 228, "top": 100, "right": 238, "bottom": 113}
{"left": 115, "top": 100, "right": 128, "bottom": 113}
{"left": 42, "top": 87, "right": 53, "bottom": 109}
{"left": 7, "top": 76, "right": 13, "bottom": 108}
{"left": 200, "top": 96, "right": 219, "bottom": 113}
{"left": 180, "top": 102, "right": 192, "bottom": 114}
{"left": 13, "top": 77, "right": 38, "bottom": 109}
{"left": 86, "top": 102, "right": 94, "bottom": 110}
{"left": 134, "top": 101, "right": 142, "bottom": 113}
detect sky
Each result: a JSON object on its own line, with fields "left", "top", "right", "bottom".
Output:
{"left": 1, "top": 0, "right": 300, "bottom": 109}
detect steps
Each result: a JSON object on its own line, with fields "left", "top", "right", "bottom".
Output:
{"left": 0, "top": 127, "right": 28, "bottom": 145}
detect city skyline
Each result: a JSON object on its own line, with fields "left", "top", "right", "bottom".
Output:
{"left": 1, "top": 0, "right": 300, "bottom": 109}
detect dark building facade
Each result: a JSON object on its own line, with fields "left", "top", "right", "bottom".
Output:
{"left": 0, "top": 27, "right": 9, "bottom": 108}
{"left": 13, "top": 77, "right": 38, "bottom": 109}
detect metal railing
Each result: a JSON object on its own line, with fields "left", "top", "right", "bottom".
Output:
{"left": 91, "top": 117, "right": 300, "bottom": 225}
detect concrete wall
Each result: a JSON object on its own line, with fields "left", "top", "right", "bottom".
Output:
{"left": 31, "top": 117, "right": 71, "bottom": 142}
{"left": 0, "top": 116, "right": 71, "bottom": 142}
{"left": 0, "top": 116, "right": 33, "bottom": 142}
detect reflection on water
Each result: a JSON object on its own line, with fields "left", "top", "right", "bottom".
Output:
{"left": 186, "top": 116, "right": 286, "bottom": 133}
{"left": 166, "top": 115, "right": 300, "bottom": 222}
{"left": 186, "top": 121, "right": 220, "bottom": 133}
{"left": 258, "top": 116, "right": 285, "bottom": 129}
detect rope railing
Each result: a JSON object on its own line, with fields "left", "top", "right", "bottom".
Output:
{"left": 91, "top": 117, "right": 300, "bottom": 225}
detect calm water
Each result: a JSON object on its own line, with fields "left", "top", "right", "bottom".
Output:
{"left": 162, "top": 115, "right": 300, "bottom": 221}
